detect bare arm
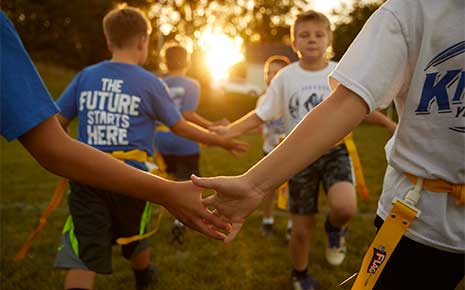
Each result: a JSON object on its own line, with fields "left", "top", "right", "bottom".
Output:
{"left": 192, "top": 85, "right": 369, "bottom": 242}
{"left": 363, "top": 111, "right": 397, "bottom": 135}
{"left": 182, "top": 111, "right": 213, "bottom": 128}
{"left": 170, "top": 118, "right": 248, "bottom": 153}
{"left": 210, "top": 110, "right": 265, "bottom": 139}
{"left": 18, "top": 115, "right": 229, "bottom": 239}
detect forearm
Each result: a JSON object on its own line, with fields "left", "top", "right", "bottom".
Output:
{"left": 245, "top": 85, "right": 369, "bottom": 194}
{"left": 171, "top": 118, "right": 225, "bottom": 147}
{"left": 364, "top": 111, "right": 397, "bottom": 134}
{"left": 19, "top": 116, "right": 175, "bottom": 205}
{"left": 183, "top": 111, "right": 213, "bottom": 129}
{"left": 227, "top": 111, "right": 264, "bottom": 138}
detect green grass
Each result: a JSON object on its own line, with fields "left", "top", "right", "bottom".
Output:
{"left": 1, "top": 63, "right": 463, "bottom": 290}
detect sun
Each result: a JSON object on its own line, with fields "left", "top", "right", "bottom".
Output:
{"left": 198, "top": 29, "right": 244, "bottom": 81}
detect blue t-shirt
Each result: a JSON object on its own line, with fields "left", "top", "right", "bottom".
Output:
{"left": 0, "top": 12, "right": 59, "bottom": 141}
{"left": 56, "top": 61, "right": 181, "bottom": 169}
{"left": 154, "top": 76, "right": 200, "bottom": 156}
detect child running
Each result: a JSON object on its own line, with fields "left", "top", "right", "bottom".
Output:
{"left": 53, "top": 6, "right": 245, "bottom": 290}
{"left": 154, "top": 42, "right": 230, "bottom": 242}
{"left": 206, "top": 9, "right": 396, "bottom": 290}
{"left": 193, "top": 1, "right": 465, "bottom": 290}
{"left": 256, "top": 55, "right": 292, "bottom": 237}
{"left": 0, "top": 10, "right": 228, "bottom": 247}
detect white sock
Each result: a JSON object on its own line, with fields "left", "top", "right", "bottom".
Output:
{"left": 287, "top": 220, "right": 293, "bottom": 229}
{"left": 262, "top": 217, "right": 274, "bottom": 225}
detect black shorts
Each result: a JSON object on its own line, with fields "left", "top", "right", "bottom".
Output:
{"left": 288, "top": 144, "right": 353, "bottom": 214}
{"left": 162, "top": 154, "right": 200, "bottom": 181}
{"left": 373, "top": 216, "right": 465, "bottom": 290}
{"left": 54, "top": 181, "right": 151, "bottom": 274}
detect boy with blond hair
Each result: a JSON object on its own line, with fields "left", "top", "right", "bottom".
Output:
{"left": 209, "top": 10, "right": 395, "bottom": 290}
{"left": 53, "top": 6, "right": 245, "bottom": 290}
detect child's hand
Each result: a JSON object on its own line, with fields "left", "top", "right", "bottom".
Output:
{"left": 209, "top": 125, "right": 229, "bottom": 136}
{"left": 214, "top": 118, "right": 231, "bottom": 126}
{"left": 222, "top": 137, "right": 249, "bottom": 155}
{"left": 162, "top": 181, "right": 232, "bottom": 240}
{"left": 191, "top": 174, "right": 268, "bottom": 243}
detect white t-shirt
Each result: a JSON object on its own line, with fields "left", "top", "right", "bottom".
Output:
{"left": 256, "top": 61, "right": 337, "bottom": 134}
{"left": 256, "top": 95, "right": 286, "bottom": 153}
{"left": 330, "top": 0, "right": 465, "bottom": 253}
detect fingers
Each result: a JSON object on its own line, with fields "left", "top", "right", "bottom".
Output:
{"left": 224, "top": 222, "right": 243, "bottom": 244}
{"left": 201, "top": 209, "right": 231, "bottom": 232}
{"left": 184, "top": 218, "right": 226, "bottom": 240}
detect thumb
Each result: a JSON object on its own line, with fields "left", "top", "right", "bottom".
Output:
{"left": 191, "top": 174, "right": 219, "bottom": 190}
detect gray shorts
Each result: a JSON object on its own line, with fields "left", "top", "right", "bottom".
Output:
{"left": 54, "top": 182, "right": 151, "bottom": 274}
{"left": 288, "top": 144, "right": 353, "bottom": 215}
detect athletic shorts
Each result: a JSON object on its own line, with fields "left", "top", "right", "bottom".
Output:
{"left": 289, "top": 144, "right": 353, "bottom": 215}
{"left": 373, "top": 216, "right": 465, "bottom": 290}
{"left": 162, "top": 154, "right": 200, "bottom": 181}
{"left": 54, "top": 181, "right": 151, "bottom": 274}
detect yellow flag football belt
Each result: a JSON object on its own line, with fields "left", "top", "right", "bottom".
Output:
{"left": 109, "top": 149, "right": 167, "bottom": 245}
{"left": 16, "top": 149, "right": 167, "bottom": 261}
{"left": 350, "top": 174, "right": 464, "bottom": 290}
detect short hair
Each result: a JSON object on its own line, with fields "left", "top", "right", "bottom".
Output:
{"left": 162, "top": 43, "right": 190, "bottom": 71}
{"left": 290, "top": 10, "right": 332, "bottom": 42}
{"left": 264, "top": 55, "right": 291, "bottom": 71}
{"left": 103, "top": 5, "right": 152, "bottom": 49}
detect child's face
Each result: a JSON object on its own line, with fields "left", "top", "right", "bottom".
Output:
{"left": 265, "top": 62, "right": 287, "bottom": 85}
{"left": 293, "top": 20, "right": 331, "bottom": 62}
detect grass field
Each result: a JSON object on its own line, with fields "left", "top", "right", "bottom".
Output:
{"left": 1, "top": 63, "right": 462, "bottom": 290}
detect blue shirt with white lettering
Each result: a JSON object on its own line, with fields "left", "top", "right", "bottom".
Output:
{"left": 154, "top": 76, "right": 200, "bottom": 156}
{"left": 0, "top": 12, "right": 59, "bottom": 141}
{"left": 57, "top": 61, "right": 181, "bottom": 169}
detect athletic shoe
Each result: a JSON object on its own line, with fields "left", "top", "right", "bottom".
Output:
{"left": 286, "top": 225, "right": 292, "bottom": 241}
{"left": 292, "top": 272, "right": 320, "bottom": 290}
{"left": 261, "top": 223, "right": 274, "bottom": 236}
{"left": 325, "top": 219, "right": 347, "bottom": 266}
{"left": 171, "top": 219, "right": 186, "bottom": 244}
{"left": 135, "top": 263, "right": 158, "bottom": 290}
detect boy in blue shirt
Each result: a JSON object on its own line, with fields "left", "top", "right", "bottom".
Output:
{"left": 0, "top": 11, "right": 229, "bottom": 244}
{"left": 53, "top": 6, "right": 246, "bottom": 290}
{"left": 155, "top": 43, "right": 230, "bottom": 241}
{"left": 155, "top": 43, "right": 229, "bottom": 181}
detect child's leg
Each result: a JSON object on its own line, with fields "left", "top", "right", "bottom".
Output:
{"left": 289, "top": 213, "right": 316, "bottom": 270}
{"left": 262, "top": 191, "right": 276, "bottom": 220}
{"left": 65, "top": 269, "right": 95, "bottom": 290}
{"left": 326, "top": 181, "right": 356, "bottom": 227}
{"left": 131, "top": 247, "right": 151, "bottom": 270}
{"left": 288, "top": 161, "right": 321, "bottom": 290}
{"left": 321, "top": 144, "right": 356, "bottom": 266}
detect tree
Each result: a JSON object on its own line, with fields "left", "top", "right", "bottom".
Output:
{"left": 332, "top": 0, "right": 384, "bottom": 61}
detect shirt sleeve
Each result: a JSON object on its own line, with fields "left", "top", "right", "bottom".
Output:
{"left": 148, "top": 78, "right": 182, "bottom": 127}
{"left": 180, "top": 80, "right": 200, "bottom": 112}
{"left": 329, "top": 7, "right": 409, "bottom": 113}
{"left": 255, "top": 72, "right": 285, "bottom": 122}
{"left": 56, "top": 73, "right": 81, "bottom": 120}
{"left": 0, "top": 12, "right": 59, "bottom": 141}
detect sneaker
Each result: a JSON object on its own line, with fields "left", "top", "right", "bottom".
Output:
{"left": 325, "top": 219, "right": 347, "bottom": 266}
{"left": 261, "top": 223, "right": 273, "bottom": 236}
{"left": 135, "top": 263, "right": 158, "bottom": 290}
{"left": 292, "top": 272, "right": 320, "bottom": 290}
{"left": 171, "top": 219, "right": 186, "bottom": 244}
{"left": 286, "top": 225, "right": 292, "bottom": 241}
